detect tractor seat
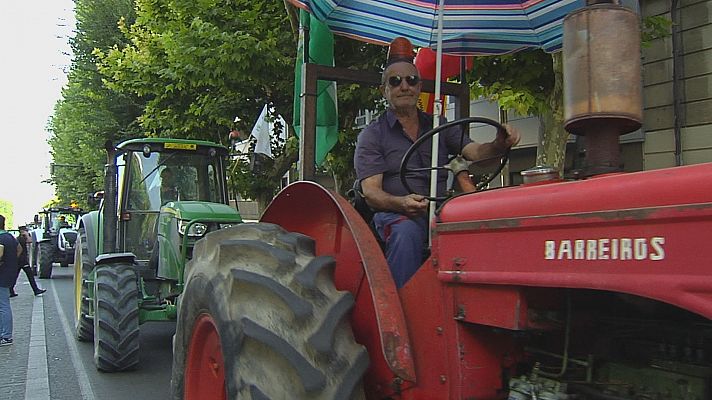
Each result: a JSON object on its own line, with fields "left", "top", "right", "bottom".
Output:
{"left": 346, "top": 180, "right": 384, "bottom": 252}
{"left": 346, "top": 179, "right": 374, "bottom": 224}
{"left": 346, "top": 179, "right": 430, "bottom": 262}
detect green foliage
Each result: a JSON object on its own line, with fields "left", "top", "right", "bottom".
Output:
{"left": 49, "top": 0, "right": 675, "bottom": 206}
{"left": 641, "top": 15, "right": 673, "bottom": 48}
{"left": 0, "top": 200, "right": 14, "bottom": 228}
{"left": 95, "top": 0, "right": 305, "bottom": 203}
{"left": 97, "top": 0, "right": 296, "bottom": 140}
{"left": 320, "top": 38, "right": 387, "bottom": 193}
{"left": 49, "top": 0, "right": 389, "bottom": 204}
{"left": 468, "top": 50, "right": 554, "bottom": 117}
{"left": 49, "top": 0, "right": 141, "bottom": 210}
{"left": 468, "top": 15, "right": 672, "bottom": 116}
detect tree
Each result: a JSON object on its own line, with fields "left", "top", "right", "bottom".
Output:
{"left": 96, "top": 0, "right": 387, "bottom": 206}
{"left": 0, "top": 199, "right": 14, "bottom": 228}
{"left": 48, "top": 0, "right": 142, "bottom": 209}
{"left": 95, "top": 0, "right": 298, "bottom": 208}
{"left": 467, "top": 15, "right": 673, "bottom": 177}
{"left": 51, "top": 1, "right": 673, "bottom": 208}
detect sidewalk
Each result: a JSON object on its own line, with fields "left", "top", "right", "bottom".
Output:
{"left": 0, "top": 273, "right": 50, "bottom": 400}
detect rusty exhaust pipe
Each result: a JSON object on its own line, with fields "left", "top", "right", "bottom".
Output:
{"left": 563, "top": 0, "right": 642, "bottom": 176}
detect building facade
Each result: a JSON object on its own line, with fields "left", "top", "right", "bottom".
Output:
{"left": 641, "top": 0, "right": 712, "bottom": 168}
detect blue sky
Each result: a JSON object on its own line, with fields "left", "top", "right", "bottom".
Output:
{"left": 0, "top": 1, "right": 75, "bottom": 226}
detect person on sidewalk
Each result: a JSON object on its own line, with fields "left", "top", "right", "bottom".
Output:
{"left": 10, "top": 226, "right": 46, "bottom": 297}
{"left": 0, "top": 214, "right": 21, "bottom": 346}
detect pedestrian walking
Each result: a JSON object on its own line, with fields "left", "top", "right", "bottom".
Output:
{"left": 0, "top": 214, "right": 21, "bottom": 346}
{"left": 10, "top": 226, "right": 46, "bottom": 297}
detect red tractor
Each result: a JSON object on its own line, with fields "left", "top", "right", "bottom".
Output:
{"left": 170, "top": 4, "right": 712, "bottom": 400}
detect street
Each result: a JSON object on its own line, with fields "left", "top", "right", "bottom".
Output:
{"left": 1, "top": 265, "right": 175, "bottom": 400}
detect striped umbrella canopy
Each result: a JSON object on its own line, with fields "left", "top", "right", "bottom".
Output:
{"left": 287, "top": 0, "right": 589, "bottom": 55}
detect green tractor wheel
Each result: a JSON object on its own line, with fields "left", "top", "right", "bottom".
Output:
{"left": 93, "top": 262, "right": 140, "bottom": 372}
{"left": 38, "top": 241, "right": 55, "bottom": 279}
{"left": 171, "top": 223, "right": 368, "bottom": 400}
{"left": 73, "top": 228, "right": 94, "bottom": 341}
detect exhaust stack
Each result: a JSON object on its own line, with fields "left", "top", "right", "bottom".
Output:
{"left": 563, "top": 1, "right": 642, "bottom": 175}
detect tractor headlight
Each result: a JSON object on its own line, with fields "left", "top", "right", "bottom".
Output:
{"left": 178, "top": 220, "right": 207, "bottom": 237}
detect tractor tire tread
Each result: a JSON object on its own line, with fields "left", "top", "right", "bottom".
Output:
{"left": 171, "top": 222, "right": 367, "bottom": 400}
{"left": 74, "top": 228, "right": 94, "bottom": 341}
{"left": 93, "top": 263, "right": 140, "bottom": 372}
{"left": 38, "top": 241, "right": 54, "bottom": 279}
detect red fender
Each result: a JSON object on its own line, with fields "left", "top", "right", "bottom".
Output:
{"left": 261, "top": 181, "right": 417, "bottom": 387}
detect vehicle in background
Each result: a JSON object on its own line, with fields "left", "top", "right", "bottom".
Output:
{"left": 29, "top": 206, "right": 84, "bottom": 278}
{"left": 73, "top": 138, "right": 243, "bottom": 372}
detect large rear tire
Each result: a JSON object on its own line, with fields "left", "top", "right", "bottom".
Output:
{"left": 171, "top": 223, "right": 368, "bottom": 400}
{"left": 93, "top": 262, "right": 140, "bottom": 372}
{"left": 38, "top": 241, "right": 54, "bottom": 279}
{"left": 73, "top": 228, "right": 94, "bottom": 341}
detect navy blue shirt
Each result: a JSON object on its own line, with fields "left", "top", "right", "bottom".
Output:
{"left": 0, "top": 231, "right": 19, "bottom": 288}
{"left": 354, "top": 109, "right": 472, "bottom": 197}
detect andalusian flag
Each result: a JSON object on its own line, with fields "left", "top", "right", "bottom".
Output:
{"left": 293, "top": 10, "right": 338, "bottom": 166}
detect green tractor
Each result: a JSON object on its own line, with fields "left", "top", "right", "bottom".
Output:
{"left": 73, "top": 138, "right": 243, "bottom": 372}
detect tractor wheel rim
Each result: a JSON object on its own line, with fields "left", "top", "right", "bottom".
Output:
{"left": 185, "top": 313, "right": 226, "bottom": 400}
{"left": 73, "top": 249, "right": 82, "bottom": 320}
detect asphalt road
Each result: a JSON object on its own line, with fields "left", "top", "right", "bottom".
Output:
{"left": 42, "top": 265, "right": 176, "bottom": 400}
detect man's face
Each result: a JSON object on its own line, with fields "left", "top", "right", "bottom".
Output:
{"left": 381, "top": 62, "right": 421, "bottom": 111}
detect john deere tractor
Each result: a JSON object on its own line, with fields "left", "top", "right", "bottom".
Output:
{"left": 73, "top": 138, "right": 243, "bottom": 372}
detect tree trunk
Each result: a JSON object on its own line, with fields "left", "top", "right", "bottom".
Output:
{"left": 536, "top": 52, "right": 569, "bottom": 176}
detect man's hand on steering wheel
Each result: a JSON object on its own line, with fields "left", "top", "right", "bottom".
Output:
{"left": 399, "top": 194, "right": 428, "bottom": 218}
{"left": 495, "top": 123, "right": 521, "bottom": 153}
{"left": 400, "top": 117, "right": 519, "bottom": 202}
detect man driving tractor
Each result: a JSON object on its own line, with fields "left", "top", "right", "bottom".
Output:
{"left": 354, "top": 37, "right": 521, "bottom": 288}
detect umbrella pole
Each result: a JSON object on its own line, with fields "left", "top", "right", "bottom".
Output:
{"left": 428, "top": 0, "right": 446, "bottom": 246}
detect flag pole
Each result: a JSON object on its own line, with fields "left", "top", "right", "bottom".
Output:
{"left": 428, "top": 0, "right": 446, "bottom": 246}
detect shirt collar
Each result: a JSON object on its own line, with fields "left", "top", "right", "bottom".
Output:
{"left": 385, "top": 108, "right": 433, "bottom": 131}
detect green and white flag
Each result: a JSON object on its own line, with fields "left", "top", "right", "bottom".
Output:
{"left": 293, "top": 9, "right": 338, "bottom": 166}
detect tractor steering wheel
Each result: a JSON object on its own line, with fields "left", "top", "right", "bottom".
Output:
{"left": 399, "top": 116, "right": 510, "bottom": 202}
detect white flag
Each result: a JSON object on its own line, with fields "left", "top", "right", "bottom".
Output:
{"left": 250, "top": 104, "right": 287, "bottom": 158}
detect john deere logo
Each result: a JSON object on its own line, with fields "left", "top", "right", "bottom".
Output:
{"left": 164, "top": 143, "right": 196, "bottom": 150}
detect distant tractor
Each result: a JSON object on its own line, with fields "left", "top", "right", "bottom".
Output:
{"left": 29, "top": 207, "right": 84, "bottom": 278}
{"left": 73, "top": 138, "right": 243, "bottom": 372}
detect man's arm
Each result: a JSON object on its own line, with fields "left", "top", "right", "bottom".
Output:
{"left": 455, "top": 171, "right": 477, "bottom": 193}
{"left": 461, "top": 124, "right": 521, "bottom": 164}
{"left": 361, "top": 174, "right": 428, "bottom": 218}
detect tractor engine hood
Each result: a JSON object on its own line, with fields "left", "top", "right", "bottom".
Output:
{"left": 437, "top": 163, "right": 712, "bottom": 223}
{"left": 162, "top": 201, "right": 242, "bottom": 222}
{"left": 432, "top": 162, "right": 712, "bottom": 320}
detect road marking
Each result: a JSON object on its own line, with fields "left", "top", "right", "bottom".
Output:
{"left": 50, "top": 280, "right": 96, "bottom": 400}
{"left": 25, "top": 295, "right": 49, "bottom": 400}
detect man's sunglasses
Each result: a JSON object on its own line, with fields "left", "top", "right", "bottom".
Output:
{"left": 387, "top": 75, "right": 420, "bottom": 87}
